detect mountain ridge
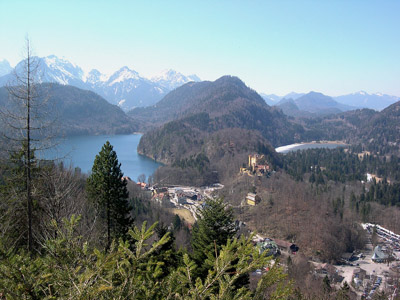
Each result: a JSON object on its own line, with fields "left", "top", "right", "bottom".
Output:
{"left": 137, "top": 76, "right": 301, "bottom": 157}
{"left": 276, "top": 91, "right": 356, "bottom": 117}
{"left": 0, "top": 83, "right": 138, "bottom": 136}
{"left": 334, "top": 91, "right": 399, "bottom": 111}
{"left": 0, "top": 55, "right": 201, "bottom": 111}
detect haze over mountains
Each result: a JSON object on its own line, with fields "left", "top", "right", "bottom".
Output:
{"left": 0, "top": 56, "right": 200, "bottom": 111}
{"left": 275, "top": 92, "right": 356, "bottom": 117}
{"left": 0, "top": 60, "right": 12, "bottom": 77}
{"left": 0, "top": 56, "right": 399, "bottom": 114}
{"left": 262, "top": 91, "right": 399, "bottom": 112}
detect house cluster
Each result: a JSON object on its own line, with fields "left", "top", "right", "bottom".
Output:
{"left": 151, "top": 186, "right": 169, "bottom": 203}
{"left": 314, "top": 263, "right": 344, "bottom": 284}
{"left": 150, "top": 186, "right": 205, "bottom": 216}
{"left": 246, "top": 192, "right": 261, "bottom": 206}
{"left": 147, "top": 183, "right": 225, "bottom": 222}
{"left": 240, "top": 154, "right": 271, "bottom": 177}
{"left": 170, "top": 188, "right": 203, "bottom": 206}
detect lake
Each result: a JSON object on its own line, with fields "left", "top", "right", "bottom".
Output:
{"left": 39, "top": 134, "right": 161, "bottom": 181}
{"left": 275, "top": 142, "right": 347, "bottom": 154}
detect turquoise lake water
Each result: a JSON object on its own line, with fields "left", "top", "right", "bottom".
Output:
{"left": 39, "top": 134, "right": 161, "bottom": 181}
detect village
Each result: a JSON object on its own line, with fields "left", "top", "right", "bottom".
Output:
{"left": 252, "top": 222, "right": 400, "bottom": 300}
{"left": 131, "top": 154, "right": 400, "bottom": 299}
{"left": 130, "top": 154, "right": 272, "bottom": 223}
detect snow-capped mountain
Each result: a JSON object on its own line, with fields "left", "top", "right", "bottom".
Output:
{"left": 334, "top": 91, "right": 400, "bottom": 111}
{"left": 106, "top": 66, "right": 141, "bottom": 85}
{"left": 41, "top": 55, "right": 85, "bottom": 84}
{"left": 84, "top": 69, "right": 108, "bottom": 85}
{"left": 0, "top": 59, "right": 12, "bottom": 77}
{"left": 2, "top": 55, "right": 88, "bottom": 89}
{"left": 99, "top": 66, "right": 169, "bottom": 111}
{"left": 152, "top": 69, "right": 200, "bottom": 90}
{"left": 0, "top": 55, "right": 201, "bottom": 111}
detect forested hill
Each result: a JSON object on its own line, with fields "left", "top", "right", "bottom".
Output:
{"left": 133, "top": 76, "right": 302, "bottom": 146}
{"left": 137, "top": 76, "right": 300, "bottom": 185}
{"left": 302, "top": 101, "right": 400, "bottom": 154}
{"left": 364, "top": 101, "right": 400, "bottom": 143}
{"left": 0, "top": 83, "right": 138, "bottom": 136}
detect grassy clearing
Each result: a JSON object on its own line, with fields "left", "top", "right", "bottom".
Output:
{"left": 169, "top": 208, "right": 195, "bottom": 224}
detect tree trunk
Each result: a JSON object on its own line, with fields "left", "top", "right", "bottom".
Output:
{"left": 107, "top": 199, "right": 110, "bottom": 251}
{"left": 26, "top": 45, "right": 33, "bottom": 252}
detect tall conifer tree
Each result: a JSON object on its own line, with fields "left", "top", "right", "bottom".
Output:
{"left": 87, "top": 141, "right": 132, "bottom": 249}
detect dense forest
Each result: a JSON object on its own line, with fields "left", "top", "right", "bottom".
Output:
{"left": 283, "top": 147, "right": 400, "bottom": 183}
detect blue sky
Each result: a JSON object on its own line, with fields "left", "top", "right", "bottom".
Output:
{"left": 0, "top": 0, "right": 399, "bottom": 96}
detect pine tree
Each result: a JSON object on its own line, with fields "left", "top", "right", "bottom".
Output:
{"left": 323, "top": 275, "right": 331, "bottom": 294}
{"left": 87, "top": 141, "right": 132, "bottom": 249}
{"left": 191, "top": 198, "right": 237, "bottom": 278}
{"left": 153, "top": 223, "right": 181, "bottom": 278}
{"left": 336, "top": 281, "right": 350, "bottom": 300}
{"left": 173, "top": 214, "right": 182, "bottom": 230}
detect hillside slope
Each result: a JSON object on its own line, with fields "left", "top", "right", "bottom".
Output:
{"left": 132, "top": 76, "right": 302, "bottom": 146}
{"left": 136, "top": 76, "right": 301, "bottom": 185}
{"left": 301, "top": 101, "right": 400, "bottom": 154}
{"left": 0, "top": 83, "right": 138, "bottom": 136}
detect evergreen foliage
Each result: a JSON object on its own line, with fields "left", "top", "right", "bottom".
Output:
{"left": 86, "top": 141, "right": 132, "bottom": 249}
{"left": 0, "top": 216, "right": 293, "bottom": 299}
{"left": 283, "top": 147, "right": 400, "bottom": 184}
{"left": 191, "top": 198, "right": 237, "bottom": 278}
{"left": 357, "top": 179, "right": 400, "bottom": 207}
{"left": 336, "top": 281, "right": 350, "bottom": 300}
{"left": 153, "top": 223, "right": 182, "bottom": 278}
{"left": 173, "top": 153, "right": 210, "bottom": 173}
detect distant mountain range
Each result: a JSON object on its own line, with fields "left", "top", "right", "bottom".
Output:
{"left": 261, "top": 91, "right": 399, "bottom": 112}
{"left": 1, "top": 55, "right": 398, "bottom": 114}
{"left": 334, "top": 91, "right": 400, "bottom": 111}
{"left": 0, "top": 56, "right": 200, "bottom": 111}
{"left": 275, "top": 92, "right": 356, "bottom": 117}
